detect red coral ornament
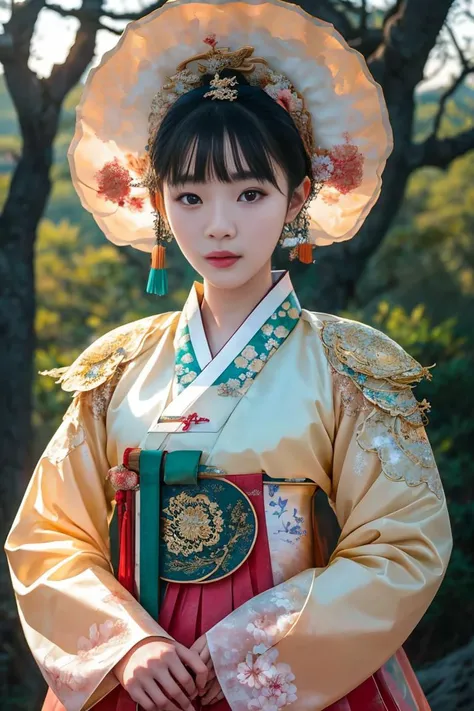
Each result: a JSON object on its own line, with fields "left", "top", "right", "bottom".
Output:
{"left": 95, "top": 158, "right": 145, "bottom": 212}
{"left": 327, "top": 135, "right": 364, "bottom": 194}
{"left": 96, "top": 158, "right": 132, "bottom": 206}
{"left": 128, "top": 196, "right": 145, "bottom": 212}
{"left": 203, "top": 33, "right": 217, "bottom": 48}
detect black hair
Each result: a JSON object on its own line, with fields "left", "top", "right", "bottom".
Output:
{"left": 150, "top": 70, "right": 312, "bottom": 202}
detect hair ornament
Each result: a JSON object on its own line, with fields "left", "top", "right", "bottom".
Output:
{"left": 68, "top": 0, "right": 393, "bottom": 267}
{"left": 203, "top": 73, "right": 239, "bottom": 101}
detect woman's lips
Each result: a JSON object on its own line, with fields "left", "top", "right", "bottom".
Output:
{"left": 204, "top": 253, "right": 242, "bottom": 269}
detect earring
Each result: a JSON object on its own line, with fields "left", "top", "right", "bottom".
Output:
{"left": 279, "top": 203, "right": 313, "bottom": 264}
{"left": 146, "top": 210, "right": 174, "bottom": 296}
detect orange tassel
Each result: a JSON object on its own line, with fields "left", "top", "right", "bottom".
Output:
{"left": 150, "top": 243, "right": 166, "bottom": 269}
{"left": 297, "top": 242, "right": 313, "bottom": 264}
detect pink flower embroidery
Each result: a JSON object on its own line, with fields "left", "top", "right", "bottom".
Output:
{"left": 261, "top": 664, "right": 297, "bottom": 704}
{"left": 237, "top": 649, "right": 278, "bottom": 690}
{"left": 326, "top": 135, "right": 364, "bottom": 194}
{"left": 43, "top": 656, "right": 86, "bottom": 692}
{"left": 77, "top": 620, "right": 125, "bottom": 655}
{"left": 95, "top": 158, "right": 144, "bottom": 211}
{"left": 246, "top": 615, "right": 279, "bottom": 647}
{"left": 103, "top": 590, "right": 131, "bottom": 607}
{"left": 249, "top": 696, "right": 287, "bottom": 710}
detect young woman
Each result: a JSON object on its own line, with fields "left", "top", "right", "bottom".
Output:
{"left": 5, "top": 1, "right": 452, "bottom": 710}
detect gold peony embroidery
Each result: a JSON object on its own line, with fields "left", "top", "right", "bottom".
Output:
{"left": 163, "top": 492, "right": 224, "bottom": 557}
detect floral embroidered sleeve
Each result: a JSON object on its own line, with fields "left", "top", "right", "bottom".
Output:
{"left": 206, "top": 322, "right": 453, "bottom": 711}
{"left": 5, "top": 387, "right": 172, "bottom": 711}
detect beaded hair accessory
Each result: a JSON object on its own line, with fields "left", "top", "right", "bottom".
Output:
{"left": 204, "top": 73, "right": 239, "bottom": 101}
{"left": 141, "top": 35, "right": 362, "bottom": 276}
{"left": 70, "top": 0, "right": 393, "bottom": 277}
{"left": 146, "top": 36, "right": 318, "bottom": 167}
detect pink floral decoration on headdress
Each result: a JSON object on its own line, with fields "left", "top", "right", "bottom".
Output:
{"left": 203, "top": 33, "right": 217, "bottom": 49}
{"left": 326, "top": 133, "right": 364, "bottom": 194}
{"left": 312, "top": 134, "right": 364, "bottom": 195}
{"left": 95, "top": 158, "right": 144, "bottom": 211}
{"left": 275, "top": 88, "right": 294, "bottom": 114}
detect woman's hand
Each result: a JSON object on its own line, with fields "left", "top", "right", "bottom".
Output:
{"left": 113, "top": 636, "right": 208, "bottom": 711}
{"left": 190, "top": 634, "right": 224, "bottom": 706}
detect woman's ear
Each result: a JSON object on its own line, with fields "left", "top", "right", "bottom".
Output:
{"left": 285, "top": 176, "right": 312, "bottom": 223}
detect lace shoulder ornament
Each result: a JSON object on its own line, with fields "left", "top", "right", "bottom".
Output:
{"left": 39, "top": 313, "right": 173, "bottom": 392}
{"left": 320, "top": 317, "right": 443, "bottom": 500}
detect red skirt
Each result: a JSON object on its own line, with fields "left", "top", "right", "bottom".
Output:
{"left": 42, "top": 475, "right": 430, "bottom": 711}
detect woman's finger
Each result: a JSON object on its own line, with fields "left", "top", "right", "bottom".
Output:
{"left": 130, "top": 685, "right": 164, "bottom": 711}
{"left": 168, "top": 656, "right": 197, "bottom": 699}
{"left": 175, "top": 643, "right": 209, "bottom": 691}
{"left": 141, "top": 677, "right": 182, "bottom": 711}
{"left": 210, "top": 691, "right": 224, "bottom": 705}
{"left": 150, "top": 671, "right": 193, "bottom": 711}
{"left": 199, "top": 642, "right": 211, "bottom": 665}
{"left": 200, "top": 679, "right": 222, "bottom": 705}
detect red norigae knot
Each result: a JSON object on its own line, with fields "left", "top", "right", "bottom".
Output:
{"left": 107, "top": 464, "right": 139, "bottom": 491}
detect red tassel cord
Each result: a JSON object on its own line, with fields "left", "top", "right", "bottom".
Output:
{"left": 115, "top": 490, "right": 136, "bottom": 596}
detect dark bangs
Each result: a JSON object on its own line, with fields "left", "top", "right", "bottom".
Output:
{"left": 150, "top": 74, "right": 311, "bottom": 197}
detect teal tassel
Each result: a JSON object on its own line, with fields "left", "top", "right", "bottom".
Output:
{"left": 146, "top": 243, "right": 168, "bottom": 296}
{"left": 146, "top": 267, "right": 168, "bottom": 296}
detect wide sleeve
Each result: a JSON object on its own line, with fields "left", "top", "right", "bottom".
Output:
{"left": 4, "top": 387, "right": 172, "bottom": 711}
{"left": 206, "top": 364, "right": 452, "bottom": 710}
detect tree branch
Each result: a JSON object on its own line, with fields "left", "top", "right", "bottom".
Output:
{"left": 412, "top": 127, "right": 474, "bottom": 170}
{"left": 46, "top": 0, "right": 103, "bottom": 103}
{"left": 88, "top": 0, "right": 167, "bottom": 22}
{"left": 1, "top": 0, "right": 46, "bottom": 126}
{"left": 445, "top": 23, "right": 471, "bottom": 71}
{"left": 432, "top": 65, "right": 473, "bottom": 137}
{"left": 369, "top": 0, "right": 455, "bottom": 91}
{"left": 411, "top": 21, "right": 474, "bottom": 169}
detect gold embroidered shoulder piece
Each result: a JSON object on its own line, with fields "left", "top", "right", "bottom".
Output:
{"left": 319, "top": 316, "right": 443, "bottom": 500}
{"left": 320, "top": 317, "right": 432, "bottom": 425}
{"left": 39, "top": 312, "right": 177, "bottom": 393}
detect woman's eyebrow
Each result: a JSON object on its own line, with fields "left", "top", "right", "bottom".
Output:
{"left": 172, "top": 170, "right": 266, "bottom": 185}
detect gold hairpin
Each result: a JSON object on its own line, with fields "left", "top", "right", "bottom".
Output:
{"left": 203, "top": 74, "right": 238, "bottom": 101}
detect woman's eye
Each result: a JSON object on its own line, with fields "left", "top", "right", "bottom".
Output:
{"left": 178, "top": 193, "right": 201, "bottom": 205}
{"left": 239, "top": 190, "right": 264, "bottom": 203}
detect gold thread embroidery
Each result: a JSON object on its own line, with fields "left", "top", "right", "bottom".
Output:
{"left": 162, "top": 492, "right": 224, "bottom": 557}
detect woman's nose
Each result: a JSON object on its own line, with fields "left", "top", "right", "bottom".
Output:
{"left": 205, "top": 206, "right": 236, "bottom": 240}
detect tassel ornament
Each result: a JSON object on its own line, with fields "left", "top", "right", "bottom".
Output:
{"left": 146, "top": 242, "right": 168, "bottom": 296}
{"left": 297, "top": 242, "right": 313, "bottom": 264}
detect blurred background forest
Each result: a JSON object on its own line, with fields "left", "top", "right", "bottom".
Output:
{"left": 1, "top": 0, "right": 474, "bottom": 709}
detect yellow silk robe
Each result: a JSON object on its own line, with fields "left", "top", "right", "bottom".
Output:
{"left": 5, "top": 272, "right": 452, "bottom": 711}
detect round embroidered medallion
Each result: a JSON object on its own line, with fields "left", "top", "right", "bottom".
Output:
{"left": 160, "top": 478, "right": 258, "bottom": 584}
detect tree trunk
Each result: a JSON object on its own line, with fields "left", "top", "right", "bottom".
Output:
{"left": 0, "top": 105, "right": 60, "bottom": 703}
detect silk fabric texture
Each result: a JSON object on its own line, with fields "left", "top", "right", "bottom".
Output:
{"left": 5, "top": 273, "right": 452, "bottom": 711}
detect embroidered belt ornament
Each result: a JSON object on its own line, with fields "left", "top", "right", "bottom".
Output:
{"left": 161, "top": 477, "right": 257, "bottom": 583}
{"left": 110, "top": 448, "right": 258, "bottom": 585}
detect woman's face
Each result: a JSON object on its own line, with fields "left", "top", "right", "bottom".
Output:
{"left": 162, "top": 138, "right": 311, "bottom": 291}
